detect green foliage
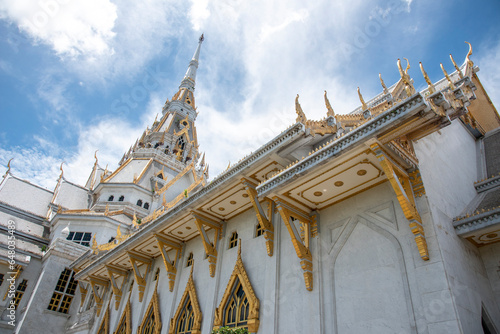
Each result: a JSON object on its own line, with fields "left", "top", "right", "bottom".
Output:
{"left": 40, "top": 245, "right": 47, "bottom": 252}
{"left": 137, "top": 218, "right": 142, "bottom": 225}
{"left": 184, "top": 189, "right": 188, "bottom": 198}
{"left": 211, "top": 327, "right": 249, "bottom": 334}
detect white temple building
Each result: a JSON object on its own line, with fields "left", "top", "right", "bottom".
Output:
{"left": 0, "top": 36, "right": 500, "bottom": 334}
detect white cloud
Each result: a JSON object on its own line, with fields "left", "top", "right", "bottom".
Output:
{"left": 478, "top": 38, "right": 500, "bottom": 110}
{"left": 0, "top": 0, "right": 117, "bottom": 58}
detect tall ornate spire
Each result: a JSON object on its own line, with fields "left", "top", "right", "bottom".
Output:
{"left": 179, "top": 34, "right": 204, "bottom": 92}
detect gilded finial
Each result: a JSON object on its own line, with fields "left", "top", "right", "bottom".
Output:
{"left": 162, "top": 193, "right": 167, "bottom": 207}
{"left": 5, "top": 158, "right": 13, "bottom": 175}
{"left": 59, "top": 162, "right": 65, "bottom": 180}
{"left": 132, "top": 212, "right": 137, "bottom": 225}
{"left": 226, "top": 161, "right": 231, "bottom": 170}
{"left": 324, "top": 91, "right": 335, "bottom": 117}
{"left": 440, "top": 63, "right": 456, "bottom": 90}
{"left": 465, "top": 41, "right": 473, "bottom": 67}
{"left": 379, "top": 73, "right": 389, "bottom": 94}
{"left": 419, "top": 62, "right": 435, "bottom": 94}
{"left": 116, "top": 225, "right": 122, "bottom": 238}
{"left": 295, "top": 94, "right": 307, "bottom": 123}
{"left": 94, "top": 150, "right": 99, "bottom": 165}
{"left": 104, "top": 203, "right": 109, "bottom": 216}
{"left": 397, "top": 58, "right": 415, "bottom": 96}
{"left": 357, "top": 87, "right": 368, "bottom": 111}
{"left": 449, "top": 54, "right": 464, "bottom": 79}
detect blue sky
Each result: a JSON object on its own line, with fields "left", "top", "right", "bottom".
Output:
{"left": 1, "top": 0, "right": 499, "bottom": 189}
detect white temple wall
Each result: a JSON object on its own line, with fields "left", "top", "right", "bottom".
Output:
{"left": 414, "top": 120, "right": 500, "bottom": 333}
{"left": 16, "top": 253, "right": 81, "bottom": 334}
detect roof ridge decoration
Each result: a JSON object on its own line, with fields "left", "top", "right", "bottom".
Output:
{"left": 397, "top": 57, "right": 416, "bottom": 97}
{"left": 295, "top": 94, "right": 337, "bottom": 136}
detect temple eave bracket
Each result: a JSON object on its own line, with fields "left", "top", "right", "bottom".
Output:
{"left": 371, "top": 143, "right": 429, "bottom": 261}
{"left": 154, "top": 234, "right": 183, "bottom": 292}
{"left": 242, "top": 178, "right": 275, "bottom": 256}
{"left": 273, "top": 197, "right": 317, "bottom": 291}
{"left": 191, "top": 211, "right": 222, "bottom": 277}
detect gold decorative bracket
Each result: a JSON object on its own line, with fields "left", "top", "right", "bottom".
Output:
{"left": 242, "top": 178, "right": 274, "bottom": 256}
{"left": 371, "top": 143, "right": 429, "bottom": 260}
{"left": 79, "top": 282, "right": 88, "bottom": 308}
{"left": 127, "top": 251, "right": 152, "bottom": 302}
{"left": 273, "top": 197, "right": 316, "bottom": 291}
{"left": 191, "top": 211, "right": 222, "bottom": 277}
{"left": 154, "top": 234, "right": 183, "bottom": 292}
{"left": 105, "top": 265, "right": 128, "bottom": 310}
{"left": 89, "top": 276, "right": 109, "bottom": 317}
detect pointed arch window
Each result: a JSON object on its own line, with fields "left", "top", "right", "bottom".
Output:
{"left": 144, "top": 202, "right": 150, "bottom": 210}
{"left": 119, "top": 195, "right": 125, "bottom": 202}
{"left": 137, "top": 286, "right": 161, "bottom": 334}
{"left": 97, "top": 305, "right": 110, "bottom": 334}
{"left": 114, "top": 298, "right": 131, "bottom": 334}
{"left": 176, "top": 136, "right": 186, "bottom": 151}
{"left": 213, "top": 244, "right": 259, "bottom": 333}
{"left": 223, "top": 279, "right": 249, "bottom": 328}
{"left": 108, "top": 195, "right": 114, "bottom": 201}
{"left": 137, "top": 200, "right": 143, "bottom": 207}
{"left": 169, "top": 271, "right": 202, "bottom": 334}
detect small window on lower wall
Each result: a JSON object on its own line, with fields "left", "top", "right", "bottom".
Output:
{"left": 47, "top": 269, "right": 78, "bottom": 314}
{"left": 186, "top": 253, "right": 193, "bottom": 267}
{"left": 229, "top": 232, "right": 238, "bottom": 249}
{"left": 0, "top": 273, "right": 4, "bottom": 286}
{"left": 255, "top": 223, "right": 264, "bottom": 237}
{"left": 12, "top": 279, "right": 28, "bottom": 310}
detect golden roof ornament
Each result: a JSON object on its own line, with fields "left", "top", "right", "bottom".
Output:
{"left": 465, "top": 41, "right": 473, "bottom": 67}
{"left": 419, "top": 62, "right": 436, "bottom": 94}
{"left": 379, "top": 73, "right": 389, "bottom": 94}
{"left": 357, "top": 87, "right": 368, "bottom": 111}
{"left": 449, "top": 54, "right": 464, "bottom": 79}
{"left": 5, "top": 158, "right": 13, "bottom": 176}
{"left": 94, "top": 150, "right": 99, "bottom": 166}
{"left": 397, "top": 58, "right": 416, "bottom": 96}
{"left": 440, "top": 63, "right": 456, "bottom": 90}
{"left": 324, "top": 91, "right": 335, "bottom": 117}
{"left": 104, "top": 203, "right": 110, "bottom": 216}
{"left": 295, "top": 94, "right": 307, "bottom": 123}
